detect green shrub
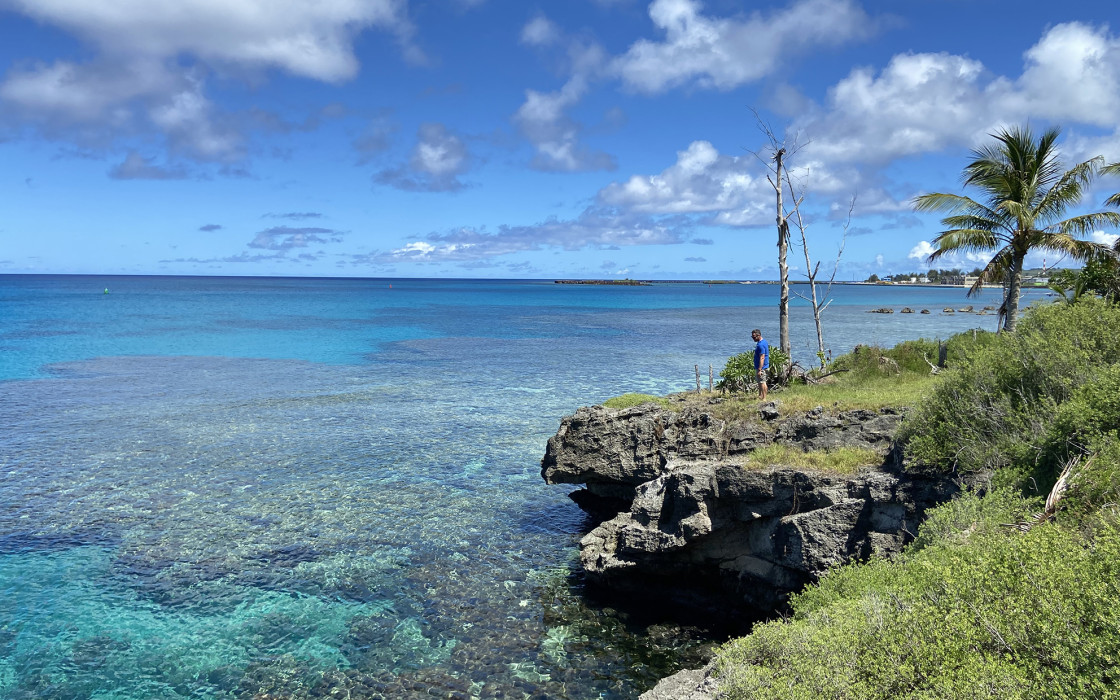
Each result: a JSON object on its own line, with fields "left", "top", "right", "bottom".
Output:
{"left": 901, "top": 298, "right": 1120, "bottom": 490}
{"left": 767, "top": 348, "right": 790, "bottom": 386}
{"left": 1029, "top": 364, "right": 1120, "bottom": 493}
{"left": 1059, "top": 435, "right": 1120, "bottom": 522}
{"left": 715, "top": 494, "right": 1120, "bottom": 699}
{"left": 717, "top": 352, "right": 756, "bottom": 393}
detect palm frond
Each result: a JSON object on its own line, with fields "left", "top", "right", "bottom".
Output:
{"left": 965, "top": 247, "right": 1013, "bottom": 297}
{"left": 929, "top": 228, "right": 999, "bottom": 260}
{"left": 912, "top": 192, "right": 982, "bottom": 214}
{"left": 1033, "top": 157, "right": 1102, "bottom": 223}
{"left": 1053, "top": 211, "right": 1120, "bottom": 236}
{"left": 1035, "top": 235, "right": 1108, "bottom": 263}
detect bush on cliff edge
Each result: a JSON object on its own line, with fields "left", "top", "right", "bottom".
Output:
{"left": 714, "top": 298, "right": 1120, "bottom": 699}
{"left": 901, "top": 297, "right": 1120, "bottom": 493}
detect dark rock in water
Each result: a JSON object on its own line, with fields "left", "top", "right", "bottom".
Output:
{"left": 920, "top": 309, "right": 931, "bottom": 314}
{"left": 984, "top": 305, "right": 995, "bottom": 310}
{"left": 542, "top": 403, "right": 960, "bottom": 622}
{"left": 900, "top": 307, "right": 914, "bottom": 313}
{"left": 958, "top": 306, "right": 974, "bottom": 312}
{"left": 867, "top": 307, "right": 894, "bottom": 314}
{"left": 943, "top": 308, "right": 955, "bottom": 313}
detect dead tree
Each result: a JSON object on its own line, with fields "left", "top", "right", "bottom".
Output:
{"left": 785, "top": 170, "right": 852, "bottom": 367}
{"left": 751, "top": 111, "right": 801, "bottom": 357}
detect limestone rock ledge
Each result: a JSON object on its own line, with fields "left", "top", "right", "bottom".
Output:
{"left": 542, "top": 402, "right": 959, "bottom": 618}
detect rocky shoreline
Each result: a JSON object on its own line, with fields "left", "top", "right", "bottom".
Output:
{"left": 541, "top": 397, "right": 966, "bottom": 696}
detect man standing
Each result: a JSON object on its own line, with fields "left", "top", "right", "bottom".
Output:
{"left": 752, "top": 329, "right": 769, "bottom": 400}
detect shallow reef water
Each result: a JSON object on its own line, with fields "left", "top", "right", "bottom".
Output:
{"left": 0, "top": 276, "right": 1039, "bottom": 698}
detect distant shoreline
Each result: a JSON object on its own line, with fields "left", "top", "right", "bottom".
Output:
{"left": 553, "top": 279, "right": 1023, "bottom": 289}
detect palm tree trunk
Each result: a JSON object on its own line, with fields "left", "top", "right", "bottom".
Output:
{"left": 1002, "top": 251, "right": 1026, "bottom": 333}
{"left": 775, "top": 149, "right": 790, "bottom": 355}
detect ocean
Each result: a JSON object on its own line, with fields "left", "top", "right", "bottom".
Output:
{"left": 0, "top": 275, "right": 1045, "bottom": 699}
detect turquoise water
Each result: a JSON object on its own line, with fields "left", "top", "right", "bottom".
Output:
{"left": 0, "top": 275, "right": 1045, "bottom": 699}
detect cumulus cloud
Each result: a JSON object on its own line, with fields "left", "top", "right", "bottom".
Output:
{"left": 3, "top": 0, "right": 416, "bottom": 81}
{"left": 799, "top": 23, "right": 1120, "bottom": 170}
{"left": 613, "top": 0, "right": 876, "bottom": 93}
{"left": 375, "top": 122, "right": 470, "bottom": 192}
{"left": 907, "top": 239, "right": 994, "bottom": 268}
{"left": 908, "top": 241, "right": 937, "bottom": 261}
{"left": 599, "top": 140, "right": 754, "bottom": 212}
{"left": 1091, "top": 231, "right": 1120, "bottom": 247}
{"left": 0, "top": 0, "right": 418, "bottom": 161}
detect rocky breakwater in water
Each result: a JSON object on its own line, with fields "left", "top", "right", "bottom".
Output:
{"left": 541, "top": 399, "right": 961, "bottom": 621}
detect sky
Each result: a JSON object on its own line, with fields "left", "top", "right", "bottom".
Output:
{"left": 2, "top": 0, "right": 1120, "bottom": 280}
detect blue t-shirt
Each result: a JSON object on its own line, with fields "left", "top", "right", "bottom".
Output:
{"left": 754, "top": 338, "right": 770, "bottom": 370}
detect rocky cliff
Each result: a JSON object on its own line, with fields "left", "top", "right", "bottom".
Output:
{"left": 542, "top": 399, "right": 960, "bottom": 621}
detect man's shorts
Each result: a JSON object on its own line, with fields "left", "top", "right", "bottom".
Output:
{"left": 757, "top": 369, "right": 768, "bottom": 383}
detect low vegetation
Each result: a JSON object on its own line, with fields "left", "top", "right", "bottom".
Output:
{"left": 709, "top": 297, "right": 1120, "bottom": 698}
{"left": 601, "top": 393, "right": 672, "bottom": 410}
{"left": 744, "top": 444, "right": 882, "bottom": 475}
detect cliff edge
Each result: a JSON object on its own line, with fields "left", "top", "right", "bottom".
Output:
{"left": 542, "top": 399, "right": 960, "bottom": 620}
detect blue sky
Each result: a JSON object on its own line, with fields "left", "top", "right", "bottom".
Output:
{"left": 2, "top": 0, "right": 1120, "bottom": 280}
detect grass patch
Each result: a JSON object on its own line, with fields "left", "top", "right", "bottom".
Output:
{"left": 601, "top": 393, "right": 672, "bottom": 410}
{"left": 743, "top": 444, "right": 883, "bottom": 474}
{"left": 776, "top": 373, "right": 936, "bottom": 413}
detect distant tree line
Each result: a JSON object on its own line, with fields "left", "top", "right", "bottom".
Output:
{"left": 865, "top": 268, "right": 984, "bottom": 283}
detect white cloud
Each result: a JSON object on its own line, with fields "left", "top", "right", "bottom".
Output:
{"left": 521, "top": 15, "right": 560, "bottom": 47}
{"left": 514, "top": 71, "right": 616, "bottom": 172}
{"left": 412, "top": 123, "right": 468, "bottom": 178}
{"left": 3, "top": 0, "right": 415, "bottom": 82}
{"left": 1091, "top": 231, "right": 1120, "bottom": 247}
{"left": 908, "top": 241, "right": 936, "bottom": 261}
{"left": 375, "top": 122, "right": 470, "bottom": 192}
{"left": 799, "top": 23, "right": 1120, "bottom": 170}
{"left": 1014, "top": 23, "right": 1120, "bottom": 128}
{"left": 613, "top": 0, "right": 875, "bottom": 94}
{"left": 0, "top": 0, "right": 418, "bottom": 161}
{"left": 598, "top": 140, "right": 755, "bottom": 214}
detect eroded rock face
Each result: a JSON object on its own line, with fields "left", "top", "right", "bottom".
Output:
{"left": 542, "top": 402, "right": 958, "bottom": 619}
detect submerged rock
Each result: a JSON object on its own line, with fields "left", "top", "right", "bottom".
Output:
{"left": 542, "top": 403, "right": 959, "bottom": 621}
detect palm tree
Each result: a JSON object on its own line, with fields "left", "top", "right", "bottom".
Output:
{"left": 913, "top": 126, "right": 1120, "bottom": 331}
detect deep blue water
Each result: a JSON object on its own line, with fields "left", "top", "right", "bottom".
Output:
{"left": 0, "top": 275, "right": 1046, "bottom": 699}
